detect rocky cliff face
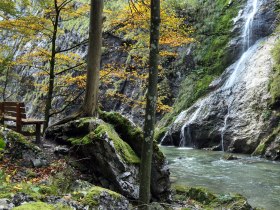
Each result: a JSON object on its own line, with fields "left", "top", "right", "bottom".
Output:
{"left": 162, "top": 36, "right": 276, "bottom": 152}
{"left": 161, "top": 0, "right": 279, "bottom": 158}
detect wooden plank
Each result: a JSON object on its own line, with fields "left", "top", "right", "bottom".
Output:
{"left": 0, "top": 103, "right": 3, "bottom": 124}
{"left": 1, "top": 101, "right": 44, "bottom": 143}
{"left": 3, "top": 102, "right": 24, "bottom": 107}
{"left": 35, "top": 124, "right": 41, "bottom": 143}
{"left": 4, "top": 106, "right": 25, "bottom": 113}
{"left": 20, "top": 131, "right": 35, "bottom": 136}
{"left": 16, "top": 103, "right": 22, "bottom": 132}
{"left": 4, "top": 111, "right": 26, "bottom": 118}
{"left": 22, "top": 119, "right": 45, "bottom": 124}
{"left": 3, "top": 115, "right": 16, "bottom": 121}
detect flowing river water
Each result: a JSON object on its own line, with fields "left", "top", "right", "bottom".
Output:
{"left": 161, "top": 146, "right": 280, "bottom": 210}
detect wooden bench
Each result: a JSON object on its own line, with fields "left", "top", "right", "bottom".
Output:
{"left": 0, "top": 102, "right": 45, "bottom": 143}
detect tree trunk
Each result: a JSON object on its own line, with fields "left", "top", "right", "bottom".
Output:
{"left": 43, "top": 0, "right": 59, "bottom": 131}
{"left": 139, "top": 0, "right": 160, "bottom": 209}
{"left": 80, "top": 0, "right": 103, "bottom": 117}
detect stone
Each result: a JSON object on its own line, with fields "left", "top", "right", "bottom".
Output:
{"left": 53, "top": 145, "right": 70, "bottom": 155}
{"left": 12, "top": 193, "right": 34, "bottom": 207}
{"left": 31, "top": 158, "right": 46, "bottom": 168}
{"left": 45, "top": 115, "right": 171, "bottom": 201}
{"left": 82, "top": 186, "right": 129, "bottom": 210}
{"left": 0, "top": 198, "right": 14, "bottom": 210}
{"left": 223, "top": 154, "right": 239, "bottom": 160}
{"left": 70, "top": 180, "right": 93, "bottom": 192}
{"left": 0, "top": 127, "right": 47, "bottom": 167}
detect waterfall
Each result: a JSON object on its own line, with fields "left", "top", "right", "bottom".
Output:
{"left": 243, "top": 0, "right": 259, "bottom": 50}
{"left": 161, "top": 0, "right": 273, "bottom": 151}
{"left": 179, "top": 102, "right": 204, "bottom": 147}
{"left": 220, "top": 0, "right": 260, "bottom": 151}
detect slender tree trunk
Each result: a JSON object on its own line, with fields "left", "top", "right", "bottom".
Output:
{"left": 2, "top": 67, "right": 9, "bottom": 101}
{"left": 43, "top": 0, "right": 59, "bottom": 131}
{"left": 139, "top": 0, "right": 160, "bottom": 209}
{"left": 80, "top": 0, "right": 103, "bottom": 117}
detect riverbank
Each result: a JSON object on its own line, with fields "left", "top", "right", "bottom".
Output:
{"left": 161, "top": 146, "right": 280, "bottom": 210}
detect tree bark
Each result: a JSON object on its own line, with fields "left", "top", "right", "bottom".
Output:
{"left": 139, "top": 0, "right": 160, "bottom": 209}
{"left": 80, "top": 0, "right": 103, "bottom": 117}
{"left": 43, "top": 0, "right": 59, "bottom": 131}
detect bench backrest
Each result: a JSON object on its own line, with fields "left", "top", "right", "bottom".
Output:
{"left": 0, "top": 102, "right": 27, "bottom": 119}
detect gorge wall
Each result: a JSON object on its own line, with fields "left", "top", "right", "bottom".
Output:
{"left": 160, "top": 0, "right": 280, "bottom": 160}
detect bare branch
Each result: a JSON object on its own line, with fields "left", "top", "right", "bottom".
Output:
{"left": 55, "top": 62, "right": 86, "bottom": 75}
{"left": 56, "top": 39, "right": 88, "bottom": 53}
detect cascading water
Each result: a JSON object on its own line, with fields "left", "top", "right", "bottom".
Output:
{"left": 243, "top": 0, "right": 259, "bottom": 50}
{"left": 179, "top": 102, "right": 204, "bottom": 147}
{"left": 161, "top": 0, "right": 275, "bottom": 151}
{"left": 220, "top": 0, "right": 260, "bottom": 151}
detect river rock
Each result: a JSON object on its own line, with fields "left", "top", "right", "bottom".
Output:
{"left": 45, "top": 112, "right": 171, "bottom": 200}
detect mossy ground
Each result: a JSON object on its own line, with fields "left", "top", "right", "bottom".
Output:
{"left": 13, "top": 202, "right": 71, "bottom": 210}
{"left": 0, "top": 136, "right": 5, "bottom": 149}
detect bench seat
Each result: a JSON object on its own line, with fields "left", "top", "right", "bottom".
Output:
{"left": 4, "top": 115, "right": 45, "bottom": 124}
{"left": 0, "top": 102, "right": 45, "bottom": 143}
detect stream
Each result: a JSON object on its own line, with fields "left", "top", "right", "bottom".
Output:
{"left": 161, "top": 146, "right": 280, "bottom": 210}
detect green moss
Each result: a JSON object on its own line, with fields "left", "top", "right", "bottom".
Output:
{"left": 173, "top": 185, "right": 216, "bottom": 204}
{"left": 82, "top": 186, "right": 122, "bottom": 207}
{"left": 0, "top": 136, "right": 5, "bottom": 150}
{"left": 253, "top": 125, "right": 280, "bottom": 156}
{"left": 100, "top": 111, "right": 143, "bottom": 144}
{"left": 253, "top": 143, "right": 266, "bottom": 156}
{"left": 154, "top": 127, "right": 168, "bottom": 143}
{"left": 173, "top": 185, "right": 254, "bottom": 209}
{"left": 13, "top": 202, "right": 55, "bottom": 210}
{"left": 93, "top": 123, "right": 140, "bottom": 164}
{"left": 69, "top": 135, "right": 91, "bottom": 145}
{"left": 100, "top": 111, "right": 166, "bottom": 164}
{"left": 38, "top": 185, "right": 58, "bottom": 195}
{"left": 269, "top": 39, "right": 280, "bottom": 106}
{"left": 13, "top": 202, "right": 70, "bottom": 210}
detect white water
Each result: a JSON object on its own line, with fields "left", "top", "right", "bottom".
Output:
{"left": 219, "top": 0, "right": 259, "bottom": 150}
{"left": 165, "top": 0, "right": 265, "bottom": 150}
{"left": 161, "top": 146, "right": 280, "bottom": 210}
{"left": 243, "top": 0, "right": 259, "bottom": 49}
{"left": 179, "top": 102, "right": 204, "bottom": 147}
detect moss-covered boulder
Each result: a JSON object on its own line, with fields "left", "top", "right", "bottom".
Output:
{"left": 45, "top": 115, "right": 170, "bottom": 200}
{"left": 173, "top": 185, "right": 257, "bottom": 210}
{"left": 12, "top": 200, "right": 73, "bottom": 210}
{"left": 46, "top": 118, "right": 139, "bottom": 199}
{"left": 100, "top": 112, "right": 170, "bottom": 200}
{"left": 253, "top": 125, "right": 280, "bottom": 160}
{"left": 81, "top": 186, "right": 129, "bottom": 209}
{"left": 0, "top": 127, "right": 46, "bottom": 167}
{"left": 13, "top": 202, "right": 59, "bottom": 210}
